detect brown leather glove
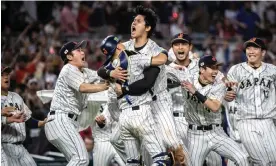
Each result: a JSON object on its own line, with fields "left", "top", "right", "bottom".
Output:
{"left": 172, "top": 145, "right": 187, "bottom": 166}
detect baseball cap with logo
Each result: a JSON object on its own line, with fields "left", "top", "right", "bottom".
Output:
{"left": 59, "top": 40, "right": 87, "bottom": 61}
{"left": 100, "top": 35, "right": 121, "bottom": 65}
{"left": 199, "top": 55, "right": 223, "bottom": 68}
{"left": 1, "top": 64, "right": 12, "bottom": 74}
{"left": 171, "top": 33, "right": 192, "bottom": 45}
{"left": 243, "top": 37, "right": 266, "bottom": 50}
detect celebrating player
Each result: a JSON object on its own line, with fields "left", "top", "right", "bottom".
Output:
{"left": 1, "top": 64, "right": 48, "bottom": 166}
{"left": 97, "top": 5, "right": 188, "bottom": 165}
{"left": 167, "top": 55, "right": 249, "bottom": 166}
{"left": 166, "top": 33, "right": 224, "bottom": 166}
{"left": 98, "top": 35, "right": 174, "bottom": 165}
{"left": 225, "top": 37, "right": 276, "bottom": 165}
{"left": 44, "top": 40, "right": 108, "bottom": 166}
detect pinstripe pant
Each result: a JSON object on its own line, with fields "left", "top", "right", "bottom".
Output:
{"left": 93, "top": 141, "right": 125, "bottom": 166}
{"left": 187, "top": 126, "right": 249, "bottom": 166}
{"left": 150, "top": 91, "right": 181, "bottom": 149}
{"left": 119, "top": 104, "right": 165, "bottom": 165}
{"left": 1, "top": 147, "right": 8, "bottom": 166}
{"left": 175, "top": 116, "right": 222, "bottom": 166}
{"left": 1, "top": 143, "right": 36, "bottom": 166}
{"left": 110, "top": 125, "right": 128, "bottom": 163}
{"left": 45, "top": 112, "right": 89, "bottom": 166}
{"left": 237, "top": 119, "right": 276, "bottom": 165}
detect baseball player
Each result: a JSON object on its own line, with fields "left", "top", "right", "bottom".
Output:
{"left": 98, "top": 35, "right": 174, "bottom": 165}
{"left": 167, "top": 55, "right": 249, "bottom": 166}
{"left": 92, "top": 105, "right": 125, "bottom": 166}
{"left": 1, "top": 65, "right": 48, "bottom": 166}
{"left": 225, "top": 37, "right": 276, "bottom": 165}
{"left": 120, "top": 5, "right": 187, "bottom": 165}
{"left": 44, "top": 40, "right": 109, "bottom": 166}
{"left": 167, "top": 33, "right": 223, "bottom": 166}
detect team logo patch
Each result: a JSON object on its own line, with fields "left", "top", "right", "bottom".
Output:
{"left": 64, "top": 49, "right": 68, "bottom": 54}
{"left": 212, "top": 56, "right": 216, "bottom": 61}
{"left": 114, "top": 37, "right": 119, "bottom": 42}
{"left": 200, "top": 62, "right": 204, "bottom": 66}
{"left": 178, "top": 33, "right": 183, "bottom": 38}
{"left": 249, "top": 37, "right": 256, "bottom": 42}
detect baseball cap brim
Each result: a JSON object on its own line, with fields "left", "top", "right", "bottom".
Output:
{"left": 74, "top": 40, "right": 87, "bottom": 50}
{"left": 243, "top": 41, "right": 262, "bottom": 49}
{"left": 205, "top": 62, "right": 223, "bottom": 68}
{"left": 1, "top": 66, "right": 12, "bottom": 74}
{"left": 171, "top": 38, "right": 190, "bottom": 45}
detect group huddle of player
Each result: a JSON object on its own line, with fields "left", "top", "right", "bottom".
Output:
{"left": 2, "top": 5, "right": 276, "bottom": 166}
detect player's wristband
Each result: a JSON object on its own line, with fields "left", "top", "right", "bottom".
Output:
{"left": 194, "top": 91, "right": 207, "bottom": 103}
{"left": 107, "top": 70, "right": 111, "bottom": 77}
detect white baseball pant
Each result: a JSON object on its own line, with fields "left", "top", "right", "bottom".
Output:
{"left": 175, "top": 116, "right": 222, "bottom": 166}
{"left": 2, "top": 143, "right": 36, "bottom": 166}
{"left": 237, "top": 119, "right": 276, "bottom": 165}
{"left": 93, "top": 141, "right": 125, "bottom": 166}
{"left": 45, "top": 112, "right": 89, "bottom": 166}
{"left": 119, "top": 104, "right": 166, "bottom": 165}
{"left": 187, "top": 125, "right": 249, "bottom": 166}
{"left": 1, "top": 147, "right": 8, "bottom": 166}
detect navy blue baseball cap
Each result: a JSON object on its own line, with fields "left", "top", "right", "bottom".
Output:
{"left": 199, "top": 55, "right": 223, "bottom": 68}
{"left": 171, "top": 33, "right": 192, "bottom": 45}
{"left": 1, "top": 64, "right": 12, "bottom": 74}
{"left": 100, "top": 35, "right": 121, "bottom": 65}
{"left": 243, "top": 37, "right": 266, "bottom": 50}
{"left": 59, "top": 40, "right": 87, "bottom": 61}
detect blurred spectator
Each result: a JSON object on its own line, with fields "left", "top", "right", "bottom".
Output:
{"left": 190, "top": 5, "right": 210, "bottom": 33}
{"left": 60, "top": 2, "right": 78, "bottom": 35}
{"left": 236, "top": 2, "right": 261, "bottom": 40}
{"left": 77, "top": 2, "right": 94, "bottom": 34}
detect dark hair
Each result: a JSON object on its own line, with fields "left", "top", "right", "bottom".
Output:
{"left": 134, "top": 5, "right": 158, "bottom": 38}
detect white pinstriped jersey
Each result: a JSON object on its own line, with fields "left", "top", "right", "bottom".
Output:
{"left": 227, "top": 62, "right": 276, "bottom": 119}
{"left": 166, "top": 58, "right": 225, "bottom": 114}
{"left": 1, "top": 92, "right": 32, "bottom": 143}
{"left": 167, "top": 59, "right": 199, "bottom": 113}
{"left": 184, "top": 76, "right": 226, "bottom": 125}
{"left": 116, "top": 51, "right": 152, "bottom": 109}
{"left": 93, "top": 107, "right": 118, "bottom": 142}
{"left": 166, "top": 68, "right": 226, "bottom": 125}
{"left": 50, "top": 64, "right": 101, "bottom": 115}
{"left": 107, "top": 87, "right": 121, "bottom": 122}
{"left": 123, "top": 39, "right": 167, "bottom": 98}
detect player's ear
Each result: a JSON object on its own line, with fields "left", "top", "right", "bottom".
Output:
{"left": 145, "top": 25, "right": 151, "bottom": 33}
{"left": 261, "top": 50, "right": 266, "bottom": 57}
{"left": 66, "top": 53, "right": 73, "bottom": 61}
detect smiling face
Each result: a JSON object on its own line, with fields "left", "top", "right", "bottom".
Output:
{"left": 200, "top": 65, "right": 219, "bottom": 84}
{"left": 1, "top": 72, "right": 11, "bottom": 91}
{"left": 245, "top": 46, "right": 264, "bottom": 66}
{"left": 131, "top": 15, "right": 150, "bottom": 39}
{"left": 172, "top": 42, "right": 191, "bottom": 61}
{"left": 67, "top": 48, "right": 86, "bottom": 68}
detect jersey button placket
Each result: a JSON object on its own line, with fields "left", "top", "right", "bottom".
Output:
{"left": 253, "top": 71, "right": 262, "bottom": 118}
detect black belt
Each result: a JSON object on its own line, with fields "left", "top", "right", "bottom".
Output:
{"left": 50, "top": 111, "right": 78, "bottom": 121}
{"left": 2, "top": 141, "right": 23, "bottom": 145}
{"left": 132, "top": 106, "right": 140, "bottom": 111}
{"left": 173, "top": 112, "right": 185, "bottom": 117}
{"left": 188, "top": 124, "right": 220, "bottom": 131}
